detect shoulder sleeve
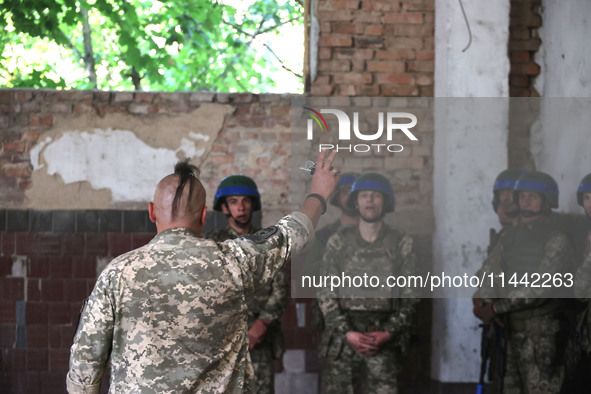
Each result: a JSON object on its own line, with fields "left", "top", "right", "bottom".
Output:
{"left": 223, "top": 212, "right": 313, "bottom": 295}
{"left": 382, "top": 233, "right": 419, "bottom": 336}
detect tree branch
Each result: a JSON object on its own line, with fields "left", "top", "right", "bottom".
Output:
{"left": 223, "top": 21, "right": 303, "bottom": 79}
{"left": 80, "top": 3, "right": 97, "bottom": 88}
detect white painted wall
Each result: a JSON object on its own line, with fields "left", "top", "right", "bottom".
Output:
{"left": 532, "top": 1, "right": 591, "bottom": 212}
{"left": 433, "top": 0, "right": 510, "bottom": 382}
{"left": 535, "top": 0, "right": 591, "bottom": 98}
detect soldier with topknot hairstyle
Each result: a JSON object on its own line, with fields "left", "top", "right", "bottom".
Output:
{"left": 67, "top": 150, "right": 340, "bottom": 394}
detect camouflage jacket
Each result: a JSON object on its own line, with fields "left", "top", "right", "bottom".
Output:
{"left": 478, "top": 214, "right": 574, "bottom": 315}
{"left": 574, "top": 230, "right": 591, "bottom": 299}
{"left": 317, "top": 224, "right": 419, "bottom": 338}
{"left": 302, "top": 220, "right": 342, "bottom": 278}
{"left": 204, "top": 225, "right": 289, "bottom": 323}
{"left": 67, "top": 212, "right": 312, "bottom": 394}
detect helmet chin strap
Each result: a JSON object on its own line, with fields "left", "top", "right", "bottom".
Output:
{"left": 226, "top": 213, "right": 252, "bottom": 229}
{"left": 520, "top": 209, "right": 545, "bottom": 218}
{"left": 505, "top": 208, "right": 520, "bottom": 218}
{"left": 359, "top": 212, "right": 385, "bottom": 223}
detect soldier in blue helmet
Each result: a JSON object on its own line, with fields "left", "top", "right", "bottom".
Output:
{"left": 204, "top": 174, "right": 287, "bottom": 394}
{"left": 317, "top": 172, "right": 419, "bottom": 394}
{"left": 566, "top": 173, "right": 591, "bottom": 392}
{"left": 473, "top": 168, "right": 526, "bottom": 392}
{"left": 477, "top": 170, "right": 574, "bottom": 394}
{"left": 208, "top": 174, "right": 262, "bottom": 237}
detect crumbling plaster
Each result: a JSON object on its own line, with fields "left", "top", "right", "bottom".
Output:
{"left": 27, "top": 103, "right": 233, "bottom": 209}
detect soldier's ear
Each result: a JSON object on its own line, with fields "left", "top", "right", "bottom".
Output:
{"left": 148, "top": 202, "right": 157, "bottom": 223}
{"left": 221, "top": 203, "right": 230, "bottom": 215}
{"left": 200, "top": 206, "right": 207, "bottom": 226}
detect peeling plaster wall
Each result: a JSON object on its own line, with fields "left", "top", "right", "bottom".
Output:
{"left": 27, "top": 105, "right": 231, "bottom": 209}
{"left": 433, "top": 0, "right": 510, "bottom": 382}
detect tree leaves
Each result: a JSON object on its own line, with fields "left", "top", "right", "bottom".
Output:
{"left": 0, "top": 0, "right": 303, "bottom": 92}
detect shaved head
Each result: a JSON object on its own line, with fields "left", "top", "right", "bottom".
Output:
{"left": 150, "top": 160, "right": 206, "bottom": 233}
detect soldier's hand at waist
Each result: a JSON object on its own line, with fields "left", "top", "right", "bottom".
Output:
{"left": 346, "top": 331, "right": 380, "bottom": 356}
{"left": 248, "top": 319, "right": 271, "bottom": 350}
{"left": 476, "top": 303, "right": 497, "bottom": 325}
{"left": 367, "top": 331, "right": 391, "bottom": 347}
{"left": 472, "top": 297, "right": 484, "bottom": 321}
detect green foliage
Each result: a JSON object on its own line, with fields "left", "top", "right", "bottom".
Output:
{"left": 0, "top": 0, "right": 303, "bottom": 92}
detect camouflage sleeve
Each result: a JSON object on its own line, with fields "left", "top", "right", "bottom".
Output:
{"left": 257, "top": 266, "right": 289, "bottom": 322}
{"left": 301, "top": 237, "right": 326, "bottom": 277}
{"left": 383, "top": 234, "right": 419, "bottom": 336}
{"left": 473, "top": 244, "right": 501, "bottom": 301}
{"left": 67, "top": 269, "right": 116, "bottom": 394}
{"left": 494, "top": 231, "right": 573, "bottom": 314}
{"left": 224, "top": 211, "right": 313, "bottom": 297}
{"left": 317, "top": 234, "right": 353, "bottom": 335}
{"left": 575, "top": 239, "right": 591, "bottom": 299}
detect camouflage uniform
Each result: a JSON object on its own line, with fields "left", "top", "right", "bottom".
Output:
{"left": 574, "top": 230, "right": 591, "bottom": 300}
{"left": 479, "top": 214, "right": 574, "bottom": 394}
{"left": 204, "top": 225, "right": 288, "bottom": 394}
{"left": 303, "top": 220, "right": 343, "bottom": 331}
{"left": 67, "top": 212, "right": 312, "bottom": 394}
{"left": 317, "top": 224, "right": 419, "bottom": 394}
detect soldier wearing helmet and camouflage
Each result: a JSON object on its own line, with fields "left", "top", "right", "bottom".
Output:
{"left": 476, "top": 170, "right": 574, "bottom": 394}
{"left": 317, "top": 172, "right": 419, "bottom": 394}
{"left": 472, "top": 169, "right": 525, "bottom": 389}
{"left": 474, "top": 169, "right": 526, "bottom": 317}
{"left": 564, "top": 173, "right": 591, "bottom": 390}
{"left": 204, "top": 175, "right": 288, "bottom": 394}
{"left": 575, "top": 173, "right": 591, "bottom": 299}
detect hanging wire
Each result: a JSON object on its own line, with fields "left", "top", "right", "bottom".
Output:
{"left": 458, "top": 0, "right": 473, "bottom": 52}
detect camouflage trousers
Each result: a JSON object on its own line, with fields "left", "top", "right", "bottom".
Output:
{"left": 250, "top": 342, "right": 275, "bottom": 394}
{"left": 504, "top": 314, "right": 564, "bottom": 394}
{"left": 320, "top": 337, "right": 400, "bottom": 394}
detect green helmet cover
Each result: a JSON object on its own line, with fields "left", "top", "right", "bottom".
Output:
{"left": 513, "top": 171, "right": 559, "bottom": 209}
{"left": 577, "top": 173, "right": 591, "bottom": 206}
{"left": 329, "top": 172, "right": 359, "bottom": 207}
{"left": 492, "top": 168, "right": 527, "bottom": 212}
{"left": 213, "top": 175, "right": 261, "bottom": 211}
{"left": 346, "top": 172, "right": 395, "bottom": 213}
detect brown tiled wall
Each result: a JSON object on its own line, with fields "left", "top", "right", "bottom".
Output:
{"left": 0, "top": 228, "right": 153, "bottom": 392}
{"left": 311, "top": 0, "right": 434, "bottom": 97}
{"left": 0, "top": 210, "right": 276, "bottom": 393}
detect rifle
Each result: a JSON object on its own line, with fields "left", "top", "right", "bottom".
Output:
{"left": 476, "top": 318, "right": 506, "bottom": 394}
{"left": 477, "top": 322, "right": 492, "bottom": 394}
{"left": 494, "top": 319, "right": 506, "bottom": 394}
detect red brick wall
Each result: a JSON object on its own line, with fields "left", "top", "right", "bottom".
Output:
{"left": 508, "top": 0, "right": 542, "bottom": 170}
{"left": 311, "top": 0, "right": 434, "bottom": 97}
